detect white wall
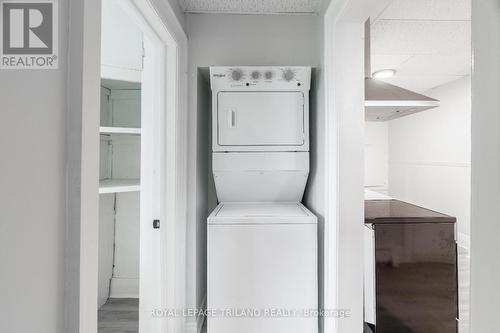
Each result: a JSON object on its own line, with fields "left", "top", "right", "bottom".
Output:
{"left": 388, "top": 77, "right": 471, "bottom": 247}
{"left": 0, "top": 2, "right": 68, "bottom": 333}
{"left": 186, "top": 12, "right": 321, "bottom": 330}
{"left": 470, "top": 1, "right": 500, "bottom": 331}
{"left": 98, "top": 194, "right": 115, "bottom": 307}
{"left": 330, "top": 20, "right": 367, "bottom": 333}
{"left": 364, "top": 122, "right": 389, "bottom": 192}
{"left": 110, "top": 192, "right": 140, "bottom": 297}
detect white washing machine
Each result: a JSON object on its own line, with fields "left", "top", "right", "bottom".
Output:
{"left": 208, "top": 203, "right": 317, "bottom": 333}
{"left": 208, "top": 67, "right": 317, "bottom": 333}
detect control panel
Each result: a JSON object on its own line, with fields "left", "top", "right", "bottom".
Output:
{"left": 210, "top": 66, "right": 311, "bottom": 91}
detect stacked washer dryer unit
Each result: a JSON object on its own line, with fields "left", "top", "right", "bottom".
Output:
{"left": 207, "top": 67, "right": 317, "bottom": 333}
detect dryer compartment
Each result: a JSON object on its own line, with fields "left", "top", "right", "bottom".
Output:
{"left": 217, "top": 91, "right": 305, "bottom": 147}
{"left": 210, "top": 66, "right": 311, "bottom": 152}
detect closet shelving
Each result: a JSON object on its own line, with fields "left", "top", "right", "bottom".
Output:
{"left": 98, "top": 0, "right": 144, "bottom": 310}
{"left": 100, "top": 126, "right": 141, "bottom": 136}
{"left": 99, "top": 179, "right": 140, "bottom": 194}
{"left": 99, "top": 78, "right": 141, "bottom": 194}
{"left": 98, "top": 76, "right": 142, "bottom": 304}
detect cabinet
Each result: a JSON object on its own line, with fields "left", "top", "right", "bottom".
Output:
{"left": 364, "top": 199, "right": 458, "bottom": 333}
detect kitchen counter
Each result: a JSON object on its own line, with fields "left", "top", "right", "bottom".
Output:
{"left": 365, "top": 199, "right": 456, "bottom": 225}
{"left": 363, "top": 198, "right": 458, "bottom": 333}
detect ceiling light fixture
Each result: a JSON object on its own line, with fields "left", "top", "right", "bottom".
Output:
{"left": 372, "top": 69, "right": 396, "bottom": 79}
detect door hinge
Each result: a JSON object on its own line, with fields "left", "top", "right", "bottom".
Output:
{"left": 153, "top": 219, "right": 160, "bottom": 229}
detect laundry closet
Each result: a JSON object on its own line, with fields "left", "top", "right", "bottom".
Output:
{"left": 186, "top": 12, "right": 324, "bottom": 333}
{"left": 206, "top": 67, "right": 317, "bottom": 333}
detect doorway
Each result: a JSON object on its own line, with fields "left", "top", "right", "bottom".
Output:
{"left": 363, "top": 1, "right": 471, "bottom": 332}
{"left": 323, "top": 0, "right": 471, "bottom": 332}
{"left": 70, "top": 0, "right": 188, "bottom": 332}
{"left": 98, "top": 1, "right": 161, "bottom": 331}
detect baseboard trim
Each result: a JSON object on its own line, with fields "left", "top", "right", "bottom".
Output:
{"left": 457, "top": 232, "right": 470, "bottom": 250}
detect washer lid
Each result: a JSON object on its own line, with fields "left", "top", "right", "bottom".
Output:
{"left": 208, "top": 203, "right": 317, "bottom": 224}
{"left": 217, "top": 203, "right": 308, "bottom": 217}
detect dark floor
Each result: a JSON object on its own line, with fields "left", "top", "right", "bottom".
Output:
{"left": 98, "top": 298, "right": 139, "bottom": 333}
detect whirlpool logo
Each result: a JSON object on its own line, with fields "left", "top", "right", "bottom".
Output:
{"left": 1, "top": 0, "right": 58, "bottom": 69}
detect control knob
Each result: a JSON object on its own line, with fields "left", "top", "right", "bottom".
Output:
{"left": 282, "top": 69, "right": 295, "bottom": 81}
{"left": 231, "top": 69, "right": 243, "bottom": 81}
{"left": 251, "top": 71, "right": 261, "bottom": 80}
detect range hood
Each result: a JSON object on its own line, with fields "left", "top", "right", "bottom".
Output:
{"left": 365, "top": 78, "right": 440, "bottom": 121}
{"left": 364, "top": 21, "right": 440, "bottom": 121}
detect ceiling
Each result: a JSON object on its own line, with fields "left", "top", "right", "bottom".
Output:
{"left": 177, "top": 0, "right": 323, "bottom": 14}
{"left": 370, "top": 0, "right": 471, "bottom": 93}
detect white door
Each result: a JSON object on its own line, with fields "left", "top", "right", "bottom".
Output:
{"left": 217, "top": 92, "right": 305, "bottom": 146}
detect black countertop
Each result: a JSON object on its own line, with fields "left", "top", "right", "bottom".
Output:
{"left": 365, "top": 199, "right": 456, "bottom": 225}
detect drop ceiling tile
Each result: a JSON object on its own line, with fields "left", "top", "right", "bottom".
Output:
{"left": 381, "top": 74, "right": 465, "bottom": 93}
{"left": 378, "top": 0, "right": 471, "bottom": 21}
{"left": 397, "top": 54, "right": 471, "bottom": 76}
{"left": 371, "top": 20, "right": 470, "bottom": 56}
{"left": 178, "top": 0, "right": 323, "bottom": 14}
{"left": 371, "top": 54, "right": 413, "bottom": 72}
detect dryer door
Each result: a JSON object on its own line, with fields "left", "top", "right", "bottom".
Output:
{"left": 217, "top": 91, "right": 305, "bottom": 148}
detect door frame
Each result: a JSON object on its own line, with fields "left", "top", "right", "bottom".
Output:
{"left": 322, "top": 1, "right": 390, "bottom": 332}
{"left": 66, "top": 0, "right": 188, "bottom": 332}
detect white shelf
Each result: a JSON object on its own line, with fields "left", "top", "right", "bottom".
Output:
{"left": 100, "top": 126, "right": 141, "bottom": 135}
{"left": 99, "top": 179, "right": 140, "bottom": 194}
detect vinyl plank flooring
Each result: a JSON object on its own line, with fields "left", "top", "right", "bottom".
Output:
{"left": 99, "top": 298, "right": 139, "bottom": 333}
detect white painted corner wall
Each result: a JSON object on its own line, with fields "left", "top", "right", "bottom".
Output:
{"left": 0, "top": 1, "right": 69, "bottom": 333}
{"left": 470, "top": 1, "right": 500, "bottom": 332}
{"left": 322, "top": 1, "right": 392, "bottom": 332}
{"left": 364, "top": 122, "right": 389, "bottom": 192}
